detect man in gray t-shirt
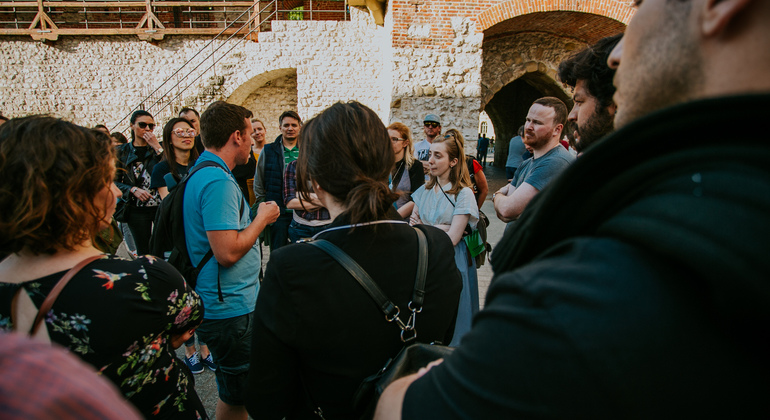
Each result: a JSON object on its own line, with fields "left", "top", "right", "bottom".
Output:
{"left": 505, "top": 125, "right": 527, "bottom": 180}
{"left": 493, "top": 97, "right": 574, "bottom": 226}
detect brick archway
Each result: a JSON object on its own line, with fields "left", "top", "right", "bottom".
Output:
{"left": 477, "top": 0, "right": 635, "bottom": 31}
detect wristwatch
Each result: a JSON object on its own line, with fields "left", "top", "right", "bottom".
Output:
{"left": 155, "top": 147, "right": 164, "bottom": 155}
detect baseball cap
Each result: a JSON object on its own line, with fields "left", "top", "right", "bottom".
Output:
{"left": 423, "top": 114, "right": 441, "bottom": 124}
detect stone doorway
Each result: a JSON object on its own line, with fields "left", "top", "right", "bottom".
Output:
{"left": 478, "top": 7, "right": 629, "bottom": 167}
{"left": 483, "top": 71, "right": 572, "bottom": 166}
{"left": 227, "top": 68, "right": 298, "bottom": 142}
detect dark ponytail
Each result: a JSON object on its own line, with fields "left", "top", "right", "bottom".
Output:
{"left": 297, "top": 102, "right": 398, "bottom": 226}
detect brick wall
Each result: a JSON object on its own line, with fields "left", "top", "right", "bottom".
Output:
{"left": 392, "top": 0, "right": 633, "bottom": 51}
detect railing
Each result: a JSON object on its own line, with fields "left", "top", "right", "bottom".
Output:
{"left": 0, "top": 0, "right": 349, "bottom": 40}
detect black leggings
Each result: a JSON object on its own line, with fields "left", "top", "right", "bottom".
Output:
{"left": 126, "top": 206, "right": 157, "bottom": 256}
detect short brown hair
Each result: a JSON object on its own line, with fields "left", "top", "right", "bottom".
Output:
{"left": 0, "top": 116, "right": 116, "bottom": 255}
{"left": 533, "top": 96, "right": 568, "bottom": 128}
{"left": 200, "top": 101, "right": 252, "bottom": 150}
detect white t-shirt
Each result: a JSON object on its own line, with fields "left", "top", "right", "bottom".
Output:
{"left": 414, "top": 139, "right": 431, "bottom": 161}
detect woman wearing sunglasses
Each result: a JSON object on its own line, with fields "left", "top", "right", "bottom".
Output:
{"left": 115, "top": 110, "right": 163, "bottom": 256}
{"left": 409, "top": 133, "right": 479, "bottom": 347}
{"left": 151, "top": 118, "right": 200, "bottom": 199}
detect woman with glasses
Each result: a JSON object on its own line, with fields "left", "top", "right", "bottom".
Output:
{"left": 116, "top": 110, "right": 163, "bottom": 256}
{"left": 246, "top": 102, "right": 461, "bottom": 419}
{"left": 151, "top": 118, "right": 200, "bottom": 199}
{"left": 410, "top": 134, "right": 479, "bottom": 347}
{"left": 150, "top": 118, "right": 215, "bottom": 375}
{"left": 0, "top": 116, "right": 207, "bottom": 419}
{"left": 387, "top": 122, "right": 425, "bottom": 219}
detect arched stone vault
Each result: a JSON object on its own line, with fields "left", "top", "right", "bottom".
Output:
{"left": 227, "top": 67, "right": 298, "bottom": 106}
{"left": 477, "top": 0, "right": 634, "bottom": 32}
{"left": 476, "top": 3, "right": 631, "bottom": 163}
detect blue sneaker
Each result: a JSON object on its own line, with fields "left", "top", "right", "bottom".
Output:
{"left": 201, "top": 353, "right": 217, "bottom": 372}
{"left": 184, "top": 352, "right": 204, "bottom": 374}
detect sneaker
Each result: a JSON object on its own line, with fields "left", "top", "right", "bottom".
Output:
{"left": 184, "top": 352, "right": 204, "bottom": 374}
{"left": 201, "top": 353, "right": 217, "bottom": 372}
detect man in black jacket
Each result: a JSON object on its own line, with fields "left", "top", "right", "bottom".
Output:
{"left": 253, "top": 111, "right": 301, "bottom": 251}
{"left": 375, "top": 0, "right": 770, "bottom": 418}
{"left": 558, "top": 33, "right": 622, "bottom": 154}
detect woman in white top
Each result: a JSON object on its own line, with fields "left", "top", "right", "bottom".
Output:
{"left": 410, "top": 134, "right": 479, "bottom": 346}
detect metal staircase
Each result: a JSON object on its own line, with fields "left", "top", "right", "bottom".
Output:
{"left": 109, "top": 0, "right": 278, "bottom": 133}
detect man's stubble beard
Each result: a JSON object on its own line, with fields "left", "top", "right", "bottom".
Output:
{"left": 574, "top": 104, "right": 615, "bottom": 153}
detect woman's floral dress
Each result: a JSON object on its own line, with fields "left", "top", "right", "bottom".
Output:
{"left": 0, "top": 255, "right": 206, "bottom": 419}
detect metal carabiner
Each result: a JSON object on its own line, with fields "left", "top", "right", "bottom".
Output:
{"left": 407, "top": 301, "right": 423, "bottom": 313}
{"left": 401, "top": 328, "right": 417, "bottom": 342}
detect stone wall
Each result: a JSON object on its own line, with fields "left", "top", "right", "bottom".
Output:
{"left": 240, "top": 72, "right": 298, "bottom": 140}
{"left": 1, "top": 0, "right": 631, "bottom": 149}
{"left": 0, "top": 7, "right": 390, "bottom": 136}
{"left": 387, "top": 8, "right": 484, "bottom": 156}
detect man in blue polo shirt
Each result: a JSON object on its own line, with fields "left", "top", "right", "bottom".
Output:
{"left": 184, "top": 101, "right": 280, "bottom": 420}
{"left": 253, "top": 110, "right": 302, "bottom": 251}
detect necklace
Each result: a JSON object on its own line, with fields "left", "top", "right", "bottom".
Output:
{"left": 393, "top": 160, "right": 406, "bottom": 179}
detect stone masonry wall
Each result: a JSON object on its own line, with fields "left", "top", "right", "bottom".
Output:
{"left": 0, "top": 7, "right": 390, "bottom": 136}
{"left": 387, "top": 6, "right": 484, "bottom": 156}
{"left": 240, "top": 72, "right": 298, "bottom": 139}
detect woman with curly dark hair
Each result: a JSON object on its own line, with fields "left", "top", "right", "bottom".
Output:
{"left": 0, "top": 116, "right": 208, "bottom": 419}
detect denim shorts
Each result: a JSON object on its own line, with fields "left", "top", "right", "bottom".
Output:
{"left": 195, "top": 312, "right": 253, "bottom": 405}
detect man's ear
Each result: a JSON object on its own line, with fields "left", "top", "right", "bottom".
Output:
{"left": 230, "top": 130, "right": 244, "bottom": 147}
{"left": 553, "top": 124, "right": 564, "bottom": 139}
{"left": 702, "top": 0, "right": 753, "bottom": 37}
{"left": 607, "top": 102, "right": 618, "bottom": 117}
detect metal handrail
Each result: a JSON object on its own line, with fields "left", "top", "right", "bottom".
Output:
{"left": 109, "top": 0, "right": 273, "bottom": 132}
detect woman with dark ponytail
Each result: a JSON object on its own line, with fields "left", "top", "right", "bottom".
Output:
{"left": 246, "top": 102, "right": 461, "bottom": 420}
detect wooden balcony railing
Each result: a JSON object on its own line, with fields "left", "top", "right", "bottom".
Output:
{"left": 0, "top": 0, "right": 349, "bottom": 40}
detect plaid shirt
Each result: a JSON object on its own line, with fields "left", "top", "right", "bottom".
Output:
{"left": 283, "top": 160, "right": 331, "bottom": 222}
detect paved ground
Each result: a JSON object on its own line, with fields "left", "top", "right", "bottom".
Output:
{"left": 183, "top": 154, "right": 510, "bottom": 418}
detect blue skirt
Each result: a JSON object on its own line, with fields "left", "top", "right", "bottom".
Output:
{"left": 449, "top": 242, "right": 479, "bottom": 347}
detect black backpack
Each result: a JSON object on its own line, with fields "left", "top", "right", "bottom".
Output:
{"left": 150, "top": 160, "right": 236, "bottom": 301}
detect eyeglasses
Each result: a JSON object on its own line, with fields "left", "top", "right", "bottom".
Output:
{"left": 390, "top": 136, "right": 406, "bottom": 143}
{"left": 136, "top": 122, "right": 155, "bottom": 130}
{"left": 424, "top": 122, "right": 440, "bottom": 128}
{"left": 173, "top": 128, "right": 197, "bottom": 138}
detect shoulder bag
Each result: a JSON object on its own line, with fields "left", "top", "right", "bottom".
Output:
{"left": 306, "top": 227, "right": 453, "bottom": 420}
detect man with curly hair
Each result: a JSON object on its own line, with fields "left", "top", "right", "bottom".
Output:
{"left": 557, "top": 33, "right": 622, "bottom": 154}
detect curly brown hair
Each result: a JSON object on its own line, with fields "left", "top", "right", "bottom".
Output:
{"left": 0, "top": 116, "right": 116, "bottom": 255}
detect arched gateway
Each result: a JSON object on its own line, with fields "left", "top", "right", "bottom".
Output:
{"left": 477, "top": 0, "right": 633, "bottom": 164}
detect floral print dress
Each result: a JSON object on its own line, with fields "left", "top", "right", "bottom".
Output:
{"left": 0, "top": 255, "right": 206, "bottom": 419}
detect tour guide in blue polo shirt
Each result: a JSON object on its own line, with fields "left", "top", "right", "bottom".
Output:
{"left": 183, "top": 101, "right": 280, "bottom": 419}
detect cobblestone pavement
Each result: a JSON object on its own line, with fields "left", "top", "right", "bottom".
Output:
{"left": 183, "top": 157, "right": 510, "bottom": 418}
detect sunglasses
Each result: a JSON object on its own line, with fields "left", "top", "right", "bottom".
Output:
{"left": 136, "top": 122, "right": 155, "bottom": 130}
{"left": 390, "top": 136, "right": 406, "bottom": 143}
{"left": 173, "top": 128, "right": 197, "bottom": 138}
{"left": 424, "top": 122, "right": 440, "bottom": 128}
